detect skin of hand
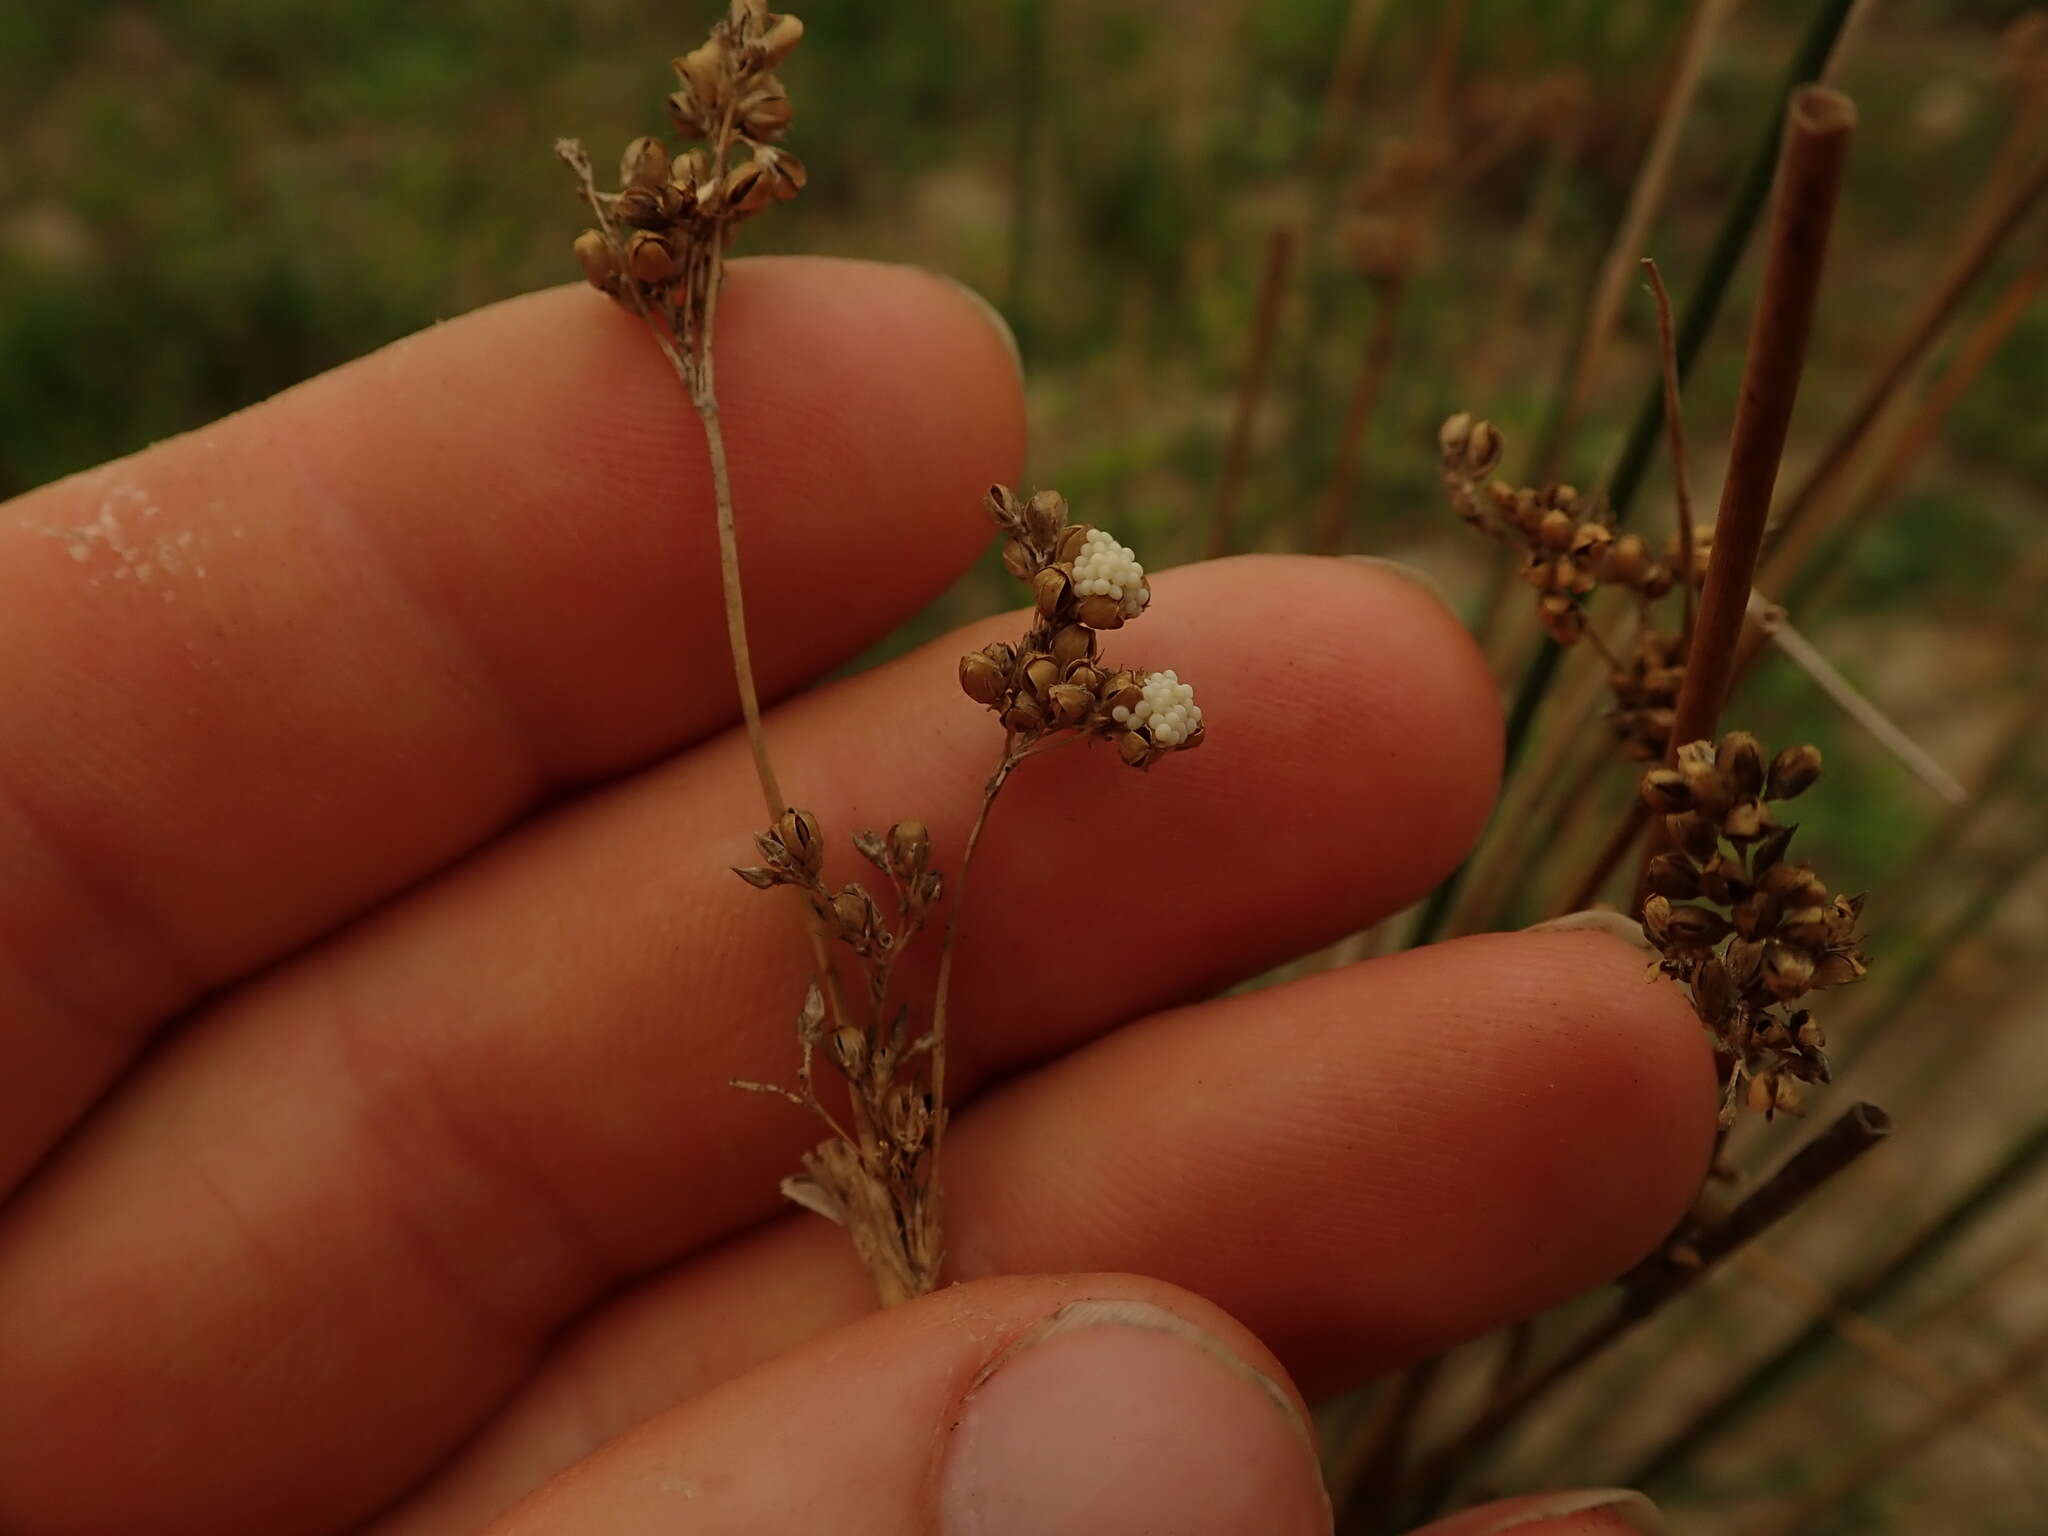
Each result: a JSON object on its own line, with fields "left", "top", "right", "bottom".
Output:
{"left": 0, "top": 257, "right": 1715, "bottom": 1534}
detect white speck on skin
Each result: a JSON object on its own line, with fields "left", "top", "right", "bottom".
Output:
{"left": 30, "top": 478, "right": 214, "bottom": 591}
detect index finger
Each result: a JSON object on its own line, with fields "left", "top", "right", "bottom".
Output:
{"left": 0, "top": 256, "right": 1023, "bottom": 1192}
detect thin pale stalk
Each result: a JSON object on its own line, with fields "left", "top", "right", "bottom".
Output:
{"left": 1756, "top": 1316, "right": 2048, "bottom": 1535}
{"left": 1754, "top": 603, "right": 1967, "bottom": 805}
{"left": 1534, "top": 0, "right": 1740, "bottom": 480}
{"left": 1207, "top": 224, "right": 1296, "bottom": 560}
{"left": 927, "top": 741, "right": 1031, "bottom": 1192}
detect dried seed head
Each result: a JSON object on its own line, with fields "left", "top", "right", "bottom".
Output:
{"left": 1002, "top": 696, "right": 1047, "bottom": 734}
{"left": 1032, "top": 565, "right": 1070, "bottom": 618}
{"left": 1718, "top": 732, "right": 1766, "bottom": 799}
{"left": 1640, "top": 768, "right": 1693, "bottom": 814}
{"left": 1537, "top": 508, "right": 1576, "bottom": 552}
{"left": 958, "top": 651, "right": 1007, "bottom": 708}
{"left": 1046, "top": 683, "right": 1094, "bottom": 726}
{"left": 1075, "top": 594, "right": 1126, "bottom": 630}
{"left": 1668, "top": 811, "right": 1721, "bottom": 863}
{"left": 753, "top": 144, "right": 807, "bottom": 201}
{"left": 761, "top": 12, "right": 805, "bottom": 65}
{"left": 829, "top": 1024, "right": 867, "bottom": 1075}
{"left": 1021, "top": 655, "right": 1059, "bottom": 697}
{"left": 573, "top": 229, "right": 620, "bottom": 292}
{"left": 1763, "top": 941, "right": 1816, "bottom": 1001}
{"left": 1117, "top": 731, "right": 1152, "bottom": 768}
{"left": 774, "top": 808, "right": 825, "bottom": 879}
{"left": 885, "top": 820, "right": 929, "bottom": 878}
{"left": 1001, "top": 540, "right": 1035, "bottom": 582}
{"left": 1438, "top": 411, "right": 1474, "bottom": 465}
{"left": 1024, "top": 489, "right": 1068, "bottom": 545}
{"left": 614, "top": 185, "right": 667, "bottom": 228}
{"left": 1605, "top": 533, "right": 1649, "bottom": 585}
{"left": 621, "top": 135, "right": 671, "bottom": 190}
{"left": 738, "top": 79, "right": 794, "bottom": 141}
{"left": 625, "top": 229, "right": 680, "bottom": 284}
{"left": 1051, "top": 624, "right": 1096, "bottom": 668}
{"left": 1767, "top": 743, "right": 1823, "bottom": 801}
{"left": 1646, "top": 852, "right": 1702, "bottom": 901}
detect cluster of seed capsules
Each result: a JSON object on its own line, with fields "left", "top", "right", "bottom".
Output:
{"left": 958, "top": 487, "right": 1205, "bottom": 769}
{"left": 572, "top": 2, "right": 807, "bottom": 299}
{"left": 1637, "top": 733, "right": 1871, "bottom": 1123}
{"left": 1437, "top": 413, "right": 1690, "bottom": 646}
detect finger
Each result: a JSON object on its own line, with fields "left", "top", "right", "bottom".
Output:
{"left": 373, "top": 930, "right": 1713, "bottom": 1535}
{"left": 482, "top": 1274, "right": 1330, "bottom": 1536}
{"left": 0, "top": 257, "right": 1022, "bottom": 1191}
{"left": 1402, "top": 1489, "right": 1665, "bottom": 1534}
{"left": 0, "top": 556, "right": 1501, "bottom": 1535}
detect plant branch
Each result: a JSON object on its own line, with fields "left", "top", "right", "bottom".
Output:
{"left": 1207, "top": 223, "right": 1296, "bottom": 560}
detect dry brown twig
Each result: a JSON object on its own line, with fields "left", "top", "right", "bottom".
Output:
{"left": 559, "top": 4, "right": 1206, "bottom": 1306}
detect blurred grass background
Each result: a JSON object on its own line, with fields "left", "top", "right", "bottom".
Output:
{"left": 5, "top": 0, "right": 2047, "bottom": 1529}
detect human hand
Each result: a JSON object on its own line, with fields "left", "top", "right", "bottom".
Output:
{"left": 0, "top": 258, "right": 1714, "bottom": 1533}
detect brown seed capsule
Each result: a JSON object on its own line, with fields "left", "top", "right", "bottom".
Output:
{"left": 1464, "top": 419, "right": 1504, "bottom": 477}
{"left": 1716, "top": 732, "right": 1766, "bottom": 799}
{"left": 1722, "top": 798, "right": 1767, "bottom": 841}
{"left": 886, "top": 820, "right": 929, "bottom": 877}
{"left": 671, "top": 148, "right": 708, "bottom": 186}
{"left": 1569, "top": 522, "right": 1613, "bottom": 564}
{"left": 1547, "top": 484, "right": 1581, "bottom": 514}
{"left": 985, "top": 484, "right": 1021, "bottom": 525}
{"left": 1605, "top": 533, "right": 1649, "bottom": 585}
{"left": 573, "top": 229, "right": 620, "bottom": 291}
{"left": 1001, "top": 539, "right": 1036, "bottom": 582}
{"left": 1640, "top": 768, "right": 1693, "bottom": 814}
{"left": 1694, "top": 956, "right": 1735, "bottom": 1021}
{"left": 1538, "top": 508, "right": 1576, "bottom": 552}
{"left": 830, "top": 887, "right": 871, "bottom": 939}
{"left": 1179, "top": 724, "right": 1206, "bottom": 751}
{"left": 1002, "top": 696, "right": 1046, "bottom": 734}
{"left": 614, "top": 186, "right": 666, "bottom": 228}
{"left": 775, "top": 808, "right": 824, "bottom": 879}
{"left": 1065, "top": 663, "right": 1102, "bottom": 693}
{"left": 1811, "top": 951, "right": 1866, "bottom": 988}
{"left": 1665, "top": 904, "right": 1731, "bottom": 948}
{"left": 762, "top": 12, "right": 806, "bottom": 65}
{"left": 1055, "top": 523, "right": 1091, "bottom": 563}
{"left": 755, "top": 146, "right": 806, "bottom": 201}
{"left": 1021, "top": 655, "right": 1059, "bottom": 697}
{"left": 1732, "top": 891, "right": 1781, "bottom": 941}
{"left": 958, "top": 652, "right": 1007, "bottom": 707}
{"left": 1520, "top": 554, "right": 1558, "bottom": 592}
{"left": 620, "top": 135, "right": 670, "bottom": 191}
{"left": 1641, "top": 894, "right": 1673, "bottom": 947}
{"left": 1075, "top": 594, "right": 1126, "bottom": 630}
{"left": 1724, "top": 936, "right": 1765, "bottom": 987}
{"left": 1640, "top": 564, "right": 1675, "bottom": 600}
{"left": 738, "top": 81, "right": 793, "bottom": 140}
{"left": 1646, "top": 853, "right": 1702, "bottom": 901}
{"left": 1668, "top": 811, "right": 1720, "bottom": 864}
{"left": 1051, "top": 624, "right": 1096, "bottom": 669}
{"left": 625, "top": 229, "right": 679, "bottom": 284}
{"left": 1777, "top": 904, "right": 1830, "bottom": 948}
{"left": 1767, "top": 743, "right": 1823, "bottom": 801}
{"left": 724, "top": 160, "right": 771, "bottom": 215}
{"left": 1100, "top": 674, "right": 1142, "bottom": 716}
{"left": 1438, "top": 411, "right": 1474, "bottom": 466}
{"left": 829, "top": 1025, "right": 867, "bottom": 1075}
{"left": 982, "top": 640, "right": 1017, "bottom": 671}
{"left": 1763, "top": 941, "right": 1816, "bottom": 1001}
{"left": 1032, "top": 565, "right": 1070, "bottom": 618}
{"left": 1046, "top": 683, "right": 1094, "bottom": 726}
{"left": 1537, "top": 592, "right": 1584, "bottom": 645}
{"left": 1747, "top": 1074, "right": 1777, "bottom": 1115}
{"left": 674, "top": 39, "right": 729, "bottom": 112}
{"left": 1024, "top": 490, "right": 1068, "bottom": 545}
{"left": 1117, "top": 731, "right": 1152, "bottom": 768}
{"left": 1795, "top": 1011, "right": 1826, "bottom": 1052}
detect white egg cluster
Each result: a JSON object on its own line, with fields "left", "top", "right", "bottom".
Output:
{"left": 1113, "top": 670, "right": 1202, "bottom": 748}
{"left": 1072, "top": 528, "right": 1151, "bottom": 619}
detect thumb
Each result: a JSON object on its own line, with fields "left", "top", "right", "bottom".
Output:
{"left": 484, "top": 1272, "right": 1331, "bottom": 1534}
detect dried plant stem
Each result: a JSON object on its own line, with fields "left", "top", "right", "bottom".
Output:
{"left": 1642, "top": 259, "right": 1697, "bottom": 638}
{"left": 927, "top": 738, "right": 1033, "bottom": 1188}
{"left": 1769, "top": 234, "right": 2048, "bottom": 611}
{"left": 1314, "top": 0, "right": 1392, "bottom": 170}
{"left": 1757, "top": 1316, "right": 2048, "bottom": 1535}
{"left": 1406, "top": 1103, "right": 1890, "bottom": 1518}
{"left": 1752, "top": 601, "right": 1967, "bottom": 805}
{"left": 1534, "top": 0, "right": 1739, "bottom": 480}
{"left": 1207, "top": 224, "right": 1296, "bottom": 559}
{"left": 1670, "top": 88, "right": 1854, "bottom": 754}
{"left": 1762, "top": 152, "right": 2048, "bottom": 563}
{"left": 1631, "top": 1115, "right": 2048, "bottom": 1490}
{"left": 1733, "top": 1245, "right": 2048, "bottom": 1459}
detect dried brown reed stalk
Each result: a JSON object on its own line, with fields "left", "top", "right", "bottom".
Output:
{"left": 1764, "top": 232, "right": 2048, "bottom": 608}
{"left": 1205, "top": 223, "right": 1295, "bottom": 560}
{"left": 1757, "top": 1310, "right": 2048, "bottom": 1534}
{"left": 559, "top": 6, "right": 1203, "bottom": 1307}
{"left": 1535, "top": 0, "right": 1741, "bottom": 480}
{"left": 1313, "top": 0, "right": 1393, "bottom": 172}
{"left": 1312, "top": 0, "right": 1466, "bottom": 555}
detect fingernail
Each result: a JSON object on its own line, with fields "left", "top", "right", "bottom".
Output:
{"left": 1346, "top": 554, "right": 1455, "bottom": 613}
{"left": 939, "top": 1298, "right": 1331, "bottom": 1535}
{"left": 938, "top": 273, "right": 1024, "bottom": 382}
{"left": 1522, "top": 909, "right": 1653, "bottom": 951}
{"left": 1479, "top": 1488, "right": 1665, "bottom": 1534}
